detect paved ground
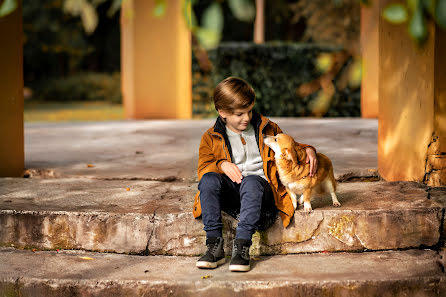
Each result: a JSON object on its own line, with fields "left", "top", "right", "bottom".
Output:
{"left": 1, "top": 248, "right": 445, "bottom": 296}
{"left": 24, "top": 118, "right": 378, "bottom": 181}
{"left": 2, "top": 118, "right": 446, "bottom": 296}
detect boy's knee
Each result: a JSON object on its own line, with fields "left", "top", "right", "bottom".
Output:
{"left": 240, "top": 176, "right": 265, "bottom": 197}
{"left": 199, "top": 172, "right": 223, "bottom": 191}
{"left": 240, "top": 175, "right": 264, "bottom": 188}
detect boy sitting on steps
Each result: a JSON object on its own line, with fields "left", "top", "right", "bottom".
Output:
{"left": 193, "top": 77, "right": 318, "bottom": 272}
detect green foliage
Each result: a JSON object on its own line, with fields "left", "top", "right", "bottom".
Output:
{"left": 382, "top": 4, "right": 409, "bottom": 24}
{"left": 183, "top": 0, "right": 198, "bottom": 29}
{"left": 31, "top": 72, "right": 122, "bottom": 103}
{"left": 63, "top": 0, "right": 98, "bottom": 34}
{"left": 409, "top": 3, "right": 428, "bottom": 44}
{"left": 196, "top": 2, "right": 224, "bottom": 49}
{"left": 153, "top": 0, "right": 167, "bottom": 17}
{"left": 436, "top": 0, "right": 446, "bottom": 28}
{"left": 359, "top": 0, "right": 371, "bottom": 5}
{"left": 227, "top": 0, "right": 255, "bottom": 22}
{"left": 381, "top": 0, "right": 446, "bottom": 46}
{"left": 422, "top": 0, "right": 436, "bottom": 15}
{"left": 23, "top": 0, "right": 120, "bottom": 82}
{"left": 0, "top": 0, "right": 17, "bottom": 17}
{"left": 24, "top": 101, "right": 124, "bottom": 122}
{"left": 23, "top": 0, "right": 93, "bottom": 78}
{"left": 195, "top": 2, "right": 223, "bottom": 48}
{"left": 202, "top": 2, "right": 223, "bottom": 32}
{"left": 204, "top": 42, "right": 360, "bottom": 117}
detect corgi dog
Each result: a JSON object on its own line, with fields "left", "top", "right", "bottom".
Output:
{"left": 264, "top": 133, "right": 340, "bottom": 213}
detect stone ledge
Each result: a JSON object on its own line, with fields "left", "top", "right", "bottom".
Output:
{"left": 0, "top": 178, "right": 444, "bottom": 255}
{"left": 0, "top": 248, "right": 445, "bottom": 297}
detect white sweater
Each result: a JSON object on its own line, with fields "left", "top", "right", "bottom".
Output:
{"left": 226, "top": 123, "right": 267, "bottom": 181}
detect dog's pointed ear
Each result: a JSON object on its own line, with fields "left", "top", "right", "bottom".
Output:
{"left": 284, "top": 148, "right": 299, "bottom": 167}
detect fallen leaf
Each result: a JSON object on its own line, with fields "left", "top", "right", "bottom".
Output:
{"left": 201, "top": 274, "right": 212, "bottom": 279}
{"left": 79, "top": 256, "right": 94, "bottom": 260}
{"left": 87, "top": 164, "right": 95, "bottom": 168}
{"left": 32, "top": 248, "right": 36, "bottom": 253}
{"left": 126, "top": 187, "right": 130, "bottom": 191}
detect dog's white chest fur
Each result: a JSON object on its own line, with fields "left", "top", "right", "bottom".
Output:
{"left": 277, "top": 166, "right": 305, "bottom": 193}
{"left": 281, "top": 179, "right": 305, "bottom": 194}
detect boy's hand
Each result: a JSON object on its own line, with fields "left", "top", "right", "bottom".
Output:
{"left": 305, "top": 147, "right": 318, "bottom": 177}
{"left": 221, "top": 161, "right": 243, "bottom": 184}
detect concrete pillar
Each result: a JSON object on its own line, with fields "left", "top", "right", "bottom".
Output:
{"left": 378, "top": 0, "right": 446, "bottom": 186}
{"left": 120, "top": 0, "right": 192, "bottom": 119}
{"left": 360, "top": 1, "right": 379, "bottom": 118}
{"left": 0, "top": 1, "right": 24, "bottom": 177}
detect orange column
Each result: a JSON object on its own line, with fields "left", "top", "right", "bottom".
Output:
{"left": 120, "top": 0, "right": 192, "bottom": 119}
{"left": 0, "top": 1, "right": 24, "bottom": 177}
{"left": 360, "top": 1, "right": 379, "bottom": 118}
{"left": 378, "top": 0, "right": 446, "bottom": 185}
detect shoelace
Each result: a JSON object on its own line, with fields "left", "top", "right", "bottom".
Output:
{"left": 206, "top": 241, "right": 219, "bottom": 255}
{"left": 234, "top": 244, "right": 249, "bottom": 259}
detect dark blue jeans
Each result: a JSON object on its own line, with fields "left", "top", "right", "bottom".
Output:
{"left": 198, "top": 172, "right": 277, "bottom": 240}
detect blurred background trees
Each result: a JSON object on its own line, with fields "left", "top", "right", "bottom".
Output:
{"left": 12, "top": 0, "right": 445, "bottom": 120}
{"left": 22, "top": 0, "right": 121, "bottom": 104}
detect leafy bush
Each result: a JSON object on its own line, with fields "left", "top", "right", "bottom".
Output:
{"left": 204, "top": 42, "right": 360, "bottom": 117}
{"left": 31, "top": 72, "right": 122, "bottom": 104}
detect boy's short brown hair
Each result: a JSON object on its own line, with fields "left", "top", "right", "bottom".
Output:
{"left": 213, "top": 77, "right": 255, "bottom": 112}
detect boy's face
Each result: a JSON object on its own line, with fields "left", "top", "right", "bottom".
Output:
{"left": 218, "top": 103, "right": 254, "bottom": 134}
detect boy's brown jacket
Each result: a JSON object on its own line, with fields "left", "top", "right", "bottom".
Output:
{"left": 193, "top": 111, "right": 315, "bottom": 228}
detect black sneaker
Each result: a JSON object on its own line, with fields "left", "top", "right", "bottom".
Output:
{"left": 196, "top": 237, "right": 225, "bottom": 269}
{"left": 229, "top": 238, "right": 252, "bottom": 272}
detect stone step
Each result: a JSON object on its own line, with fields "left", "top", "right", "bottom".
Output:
{"left": 0, "top": 178, "right": 444, "bottom": 256}
{"left": 0, "top": 248, "right": 445, "bottom": 296}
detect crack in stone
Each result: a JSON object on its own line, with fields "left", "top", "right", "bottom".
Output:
{"left": 265, "top": 214, "right": 326, "bottom": 250}
{"left": 354, "top": 232, "right": 366, "bottom": 249}
{"left": 143, "top": 206, "right": 161, "bottom": 256}
{"left": 337, "top": 172, "right": 381, "bottom": 183}
{"left": 307, "top": 213, "right": 325, "bottom": 242}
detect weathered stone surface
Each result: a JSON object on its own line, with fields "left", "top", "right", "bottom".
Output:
{"left": 0, "top": 248, "right": 445, "bottom": 297}
{"left": 24, "top": 119, "right": 378, "bottom": 181}
{"left": 250, "top": 181, "right": 443, "bottom": 254}
{"left": 0, "top": 178, "right": 442, "bottom": 255}
{"left": 0, "top": 178, "right": 204, "bottom": 255}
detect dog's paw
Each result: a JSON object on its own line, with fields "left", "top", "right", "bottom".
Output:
{"left": 304, "top": 202, "right": 312, "bottom": 213}
{"left": 333, "top": 201, "right": 341, "bottom": 207}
